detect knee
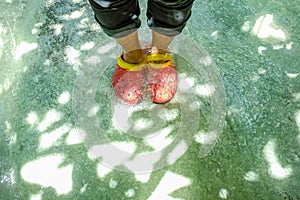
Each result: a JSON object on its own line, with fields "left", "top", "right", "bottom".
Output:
{"left": 147, "top": 0, "right": 194, "bottom": 36}
{"left": 89, "top": 0, "right": 141, "bottom": 37}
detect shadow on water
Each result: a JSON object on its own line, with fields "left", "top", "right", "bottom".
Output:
{"left": 0, "top": 0, "right": 300, "bottom": 199}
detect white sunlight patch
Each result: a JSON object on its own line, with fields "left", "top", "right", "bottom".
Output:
{"left": 66, "top": 128, "right": 86, "bottom": 145}
{"left": 46, "top": 0, "right": 54, "bottom": 7}
{"left": 134, "top": 173, "right": 151, "bottom": 183}
{"left": 39, "top": 123, "right": 72, "bottom": 149}
{"left": 14, "top": 41, "right": 38, "bottom": 60}
{"left": 89, "top": 142, "right": 136, "bottom": 177}
{"left": 145, "top": 126, "right": 174, "bottom": 150}
{"left": 58, "top": 91, "right": 70, "bottom": 104}
{"left": 263, "top": 140, "right": 293, "bottom": 179}
{"left": 89, "top": 142, "right": 136, "bottom": 159}
{"left": 80, "top": 183, "right": 88, "bottom": 194}
{"left": 244, "top": 171, "right": 259, "bottom": 182}
{"left": 26, "top": 112, "right": 38, "bottom": 125}
{"left": 157, "top": 108, "right": 180, "bottom": 122}
{"left": 125, "top": 189, "right": 135, "bottom": 198}
{"left": 133, "top": 118, "right": 153, "bottom": 131}
{"left": 295, "top": 93, "right": 300, "bottom": 102}
{"left": 167, "top": 141, "right": 187, "bottom": 164}
{"left": 148, "top": 171, "right": 191, "bottom": 200}
{"left": 285, "top": 72, "right": 299, "bottom": 78}
{"left": 258, "top": 68, "right": 267, "bottom": 74}
{"left": 273, "top": 44, "right": 284, "bottom": 50}
{"left": 112, "top": 103, "right": 131, "bottom": 131}
{"left": 285, "top": 42, "right": 294, "bottom": 50}
{"left": 3, "top": 79, "right": 11, "bottom": 91}
{"left": 65, "top": 46, "right": 81, "bottom": 69}
{"left": 219, "top": 188, "right": 228, "bottom": 199}
{"left": 97, "top": 42, "right": 116, "bottom": 54}
{"left": 252, "top": 14, "right": 286, "bottom": 41}
{"left": 80, "top": 41, "right": 95, "bottom": 51}
{"left": 69, "top": 10, "right": 84, "bottom": 19}
{"left": 37, "top": 109, "right": 62, "bottom": 132}
{"left": 5, "top": 121, "right": 11, "bottom": 132}
{"left": 124, "top": 151, "right": 161, "bottom": 173}
{"left": 30, "top": 193, "right": 42, "bottom": 200}
{"left": 195, "top": 131, "right": 218, "bottom": 145}
{"left": 202, "top": 55, "right": 213, "bottom": 66}
{"left": 78, "top": 18, "right": 89, "bottom": 29}
{"left": 210, "top": 30, "right": 218, "bottom": 39}
{"left": 0, "top": 169, "right": 15, "bottom": 185}
{"left": 241, "top": 21, "right": 251, "bottom": 32}
{"left": 109, "top": 178, "right": 118, "bottom": 188}
{"left": 258, "top": 46, "right": 267, "bottom": 55}
{"left": 60, "top": 10, "right": 84, "bottom": 20}
{"left": 21, "top": 154, "right": 73, "bottom": 195}
{"left": 97, "top": 163, "right": 113, "bottom": 178}
{"left": 178, "top": 76, "right": 195, "bottom": 91}
{"left": 195, "top": 84, "right": 215, "bottom": 96}
{"left": 86, "top": 55, "right": 101, "bottom": 65}
{"left": 87, "top": 105, "right": 99, "bottom": 117}
{"left": 296, "top": 110, "right": 300, "bottom": 128}
{"left": 44, "top": 59, "right": 50, "bottom": 66}
{"left": 50, "top": 24, "right": 64, "bottom": 36}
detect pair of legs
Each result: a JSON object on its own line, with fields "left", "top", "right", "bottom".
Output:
{"left": 117, "top": 30, "right": 174, "bottom": 63}
{"left": 89, "top": 0, "right": 194, "bottom": 63}
{"left": 89, "top": 0, "right": 194, "bottom": 104}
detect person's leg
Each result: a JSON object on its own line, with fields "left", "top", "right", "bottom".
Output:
{"left": 147, "top": 0, "right": 194, "bottom": 50}
{"left": 151, "top": 31, "right": 174, "bottom": 51}
{"left": 89, "top": 0, "right": 143, "bottom": 63}
{"left": 89, "top": 0, "right": 146, "bottom": 104}
{"left": 145, "top": 0, "right": 194, "bottom": 103}
{"left": 116, "top": 31, "right": 143, "bottom": 64}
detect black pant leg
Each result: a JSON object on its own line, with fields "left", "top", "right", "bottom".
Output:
{"left": 147, "top": 0, "right": 194, "bottom": 36}
{"left": 89, "top": 0, "right": 141, "bottom": 38}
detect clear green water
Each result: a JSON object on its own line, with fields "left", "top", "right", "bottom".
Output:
{"left": 0, "top": 0, "right": 299, "bottom": 199}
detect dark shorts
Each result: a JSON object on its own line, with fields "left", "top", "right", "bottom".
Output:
{"left": 89, "top": 0, "right": 194, "bottom": 38}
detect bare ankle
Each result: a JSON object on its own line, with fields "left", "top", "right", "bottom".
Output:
{"left": 123, "top": 49, "right": 144, "bottom": 64}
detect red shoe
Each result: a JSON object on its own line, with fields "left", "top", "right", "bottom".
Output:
{"left": 145, "top": 53, "right": 178, "bottom": 104}
{"left": 112, "top": 55, "right": 145, "bottom": 105}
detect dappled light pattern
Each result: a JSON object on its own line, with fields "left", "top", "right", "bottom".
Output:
{"left": 73, "top": 32, "right": 225, "bottom": 176}
{"left": 263, "top": 140, "right": 293, "bottom": 179}
{"left": 219, "top": 188, "right": 229, "bottom": 199}
{"left": 252, "top": 14, "right": 287, "bottom": 41}
{"left": 14, "top": 42, "right": 38, "bottom": 60}
{"left": 148, "top": 171, "right": 191, "bottom": 200}
{"left": 0, "top": 0, "right": 300, "bottom": 199}
{"left": 18, "top": 90, "right": 87, "bottom": 195}
{"left": 21, "top": 155, "right": 73, "bottom": 195}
